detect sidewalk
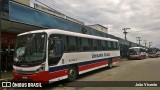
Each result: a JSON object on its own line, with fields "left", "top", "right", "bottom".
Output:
{"left": 0, "top": 71, "right": 13, "bottom": 81}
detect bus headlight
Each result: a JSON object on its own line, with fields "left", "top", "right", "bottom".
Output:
{"left": 35, "top": 64, "right": 45, "bottom": 73}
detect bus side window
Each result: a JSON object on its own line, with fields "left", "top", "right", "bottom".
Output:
{"left": 62, "top": 35, "right": 68, "bottom": 52}
{"left": 101, "top": 41, "right": 106, "bottom": 50}
{"left": 140, "top": 49, "right": 142, "bottom": 52}
{"left": 108, "top": 41, "right": 111, "bottom": 50}
{"left": 110, "top": 42, "right": 114, "bottom": 50}
{"left": 67, "top": 36, "right": 77, "bottom": 52}
{"left": 54, "top": 40, "right": 63, "bottom": 56}
{"left": 92, "top": 39, "right": 98, "bottom": 50}
{"left": 113, "top": 42, "right": 117, "bottom": 50}
{"left": 81, "top": 38, "right": 90, "bottom": 51}
{"left": 117, "top": 42, "right": 120, "bottom": 50}
{"left": 88, "top": 39, "right": 92, "bottom": 51}
{"left": 97, "top": 40, "right": 101, "bottom": 50}
{"left": 76, "top": 37, "right": 80, "bottom": 51}
{"left": 105, "top": 41, "right": 108, "bottom": 50}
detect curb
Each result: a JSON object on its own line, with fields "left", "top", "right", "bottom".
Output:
{"left": 0, "top": 78, "right": 13, "bottom": 82}
{"left": 121, "top": 58, "right": 128, "bottom": 61}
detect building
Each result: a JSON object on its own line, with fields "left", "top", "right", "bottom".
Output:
{"left": 34, "top": 3, "right": 84, "bottom": 25}
{"left": 88, "top": 24, "right": 108, "bottom": 34}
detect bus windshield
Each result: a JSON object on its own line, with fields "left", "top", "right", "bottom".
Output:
{"left": 128, "top": 48, "right": 139, "bottom": 55}
{"left": 147, "top": 48, "right": 156, "bottom": 54}
{"left": 14, "top": 33, "right": 46, "bottom": 64}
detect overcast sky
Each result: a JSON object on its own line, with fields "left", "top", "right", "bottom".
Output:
{"left": 31, "top": 0, "right": 160, "bottom": 47}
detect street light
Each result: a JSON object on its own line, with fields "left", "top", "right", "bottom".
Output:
{"left": 122, "top": 28, "right": 130, "bottom": 40}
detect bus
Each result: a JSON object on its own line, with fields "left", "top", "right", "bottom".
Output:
{"left": 147, "top": 48, "right": 160, "bottom": 58}
{"left": 13, "top": 29, "right": 120, "bottom": 84}
{"left": 128, "top": 47, "right": 147, "bottom": 60}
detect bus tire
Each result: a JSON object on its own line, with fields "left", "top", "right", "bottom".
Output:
{"left": 107, "top": 59, "right": 113, "bottom": 69}
{"left": 68, "top": 66, "right": 78, "bottom": 81}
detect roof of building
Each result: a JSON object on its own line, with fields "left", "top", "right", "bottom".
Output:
{"left": 89, "top": 24, "right": 108, "bottom": 29}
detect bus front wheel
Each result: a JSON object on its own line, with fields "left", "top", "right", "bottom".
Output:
{"left": 68, "top": 66, "right": 78, "bottom": 81}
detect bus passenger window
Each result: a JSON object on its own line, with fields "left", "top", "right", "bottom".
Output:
{"left": 62, "top": 36, "right": 68, "bottom": 52}
{"left": 101, "top": 41, "right": 106, "bottom": 50}
{"left": 116, "top": 42, "right": 119, "bottom": 50}
{"left": 92, "top": 39, "right": 98, "bottom": 50}
{"left": 67, "top": 36, "right": 77, "bottom": 51}
{"left": 108, "top": 41, "right": 111, "bottom": 50}
{"left": 81, "top": 38, "right": 90, "bottom": 51}
{"left": 97, "top": 40, "right": 102, "bottom": 50}
{"left": 113, "top": 42, "right": 116, "bottom": 50}
{"left": 54, "top": 40, "right": 63, "bottom": 56}
{"left": 110, "top": 42, "right": 114, "bottom": 50}
{"left": 105, "top": 41, "right": 108, "bottom": 50}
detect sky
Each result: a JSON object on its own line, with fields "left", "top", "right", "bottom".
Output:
{"left": 31, "top": 0, "right": 160, "bottom": 48}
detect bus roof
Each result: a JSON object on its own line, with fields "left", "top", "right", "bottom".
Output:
{"left": 17, "top": 29, "right": 118, "bottom": 42}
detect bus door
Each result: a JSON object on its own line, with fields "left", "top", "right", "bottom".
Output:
{"left": 48, "top": 36, "right": 63, "bottom": 66}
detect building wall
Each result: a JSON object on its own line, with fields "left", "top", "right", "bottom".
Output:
{"left": 34, "top": 3, "right": 84, "bottom": 25}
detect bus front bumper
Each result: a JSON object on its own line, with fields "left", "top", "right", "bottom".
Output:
{"left": 129, "top": 55, "right": 143, "bottom": 59}
{"left": 13, "top": 71, "right": 49, "bottom": 84}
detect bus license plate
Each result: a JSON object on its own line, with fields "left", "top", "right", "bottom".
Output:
{"left": 22, "top": 76, "right": 28, "bottom": 79}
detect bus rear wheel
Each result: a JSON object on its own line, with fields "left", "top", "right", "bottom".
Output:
{"left": 107, "top": 59, "right": 113, "bottom": 69}
{"left": 68, "top": 66, "right": 78, "bottom": 81}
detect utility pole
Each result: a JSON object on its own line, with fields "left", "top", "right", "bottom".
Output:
{"left": 149, "top": 42, "right": 152, "bottom": 48}
{"left": 136, "top": 37, "right": 142, "bottom": 46}
{"left": 122, "top": 28, "right": 130, "bottom": 40}
{"left": 144, "top": 40, "right": 147, "bottom": 48}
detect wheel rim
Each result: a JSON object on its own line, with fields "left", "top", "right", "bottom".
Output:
{"left": 69, "top": 69, "right": 76, "bottom": 78}
{"left": 69, "top": 68, "right": 76, "bottom": 80}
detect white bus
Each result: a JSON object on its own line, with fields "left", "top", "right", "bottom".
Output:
{"left": 13, "top": 29, "right": 120, "bottom": 84}
{"left": 147, "top": 48, "right": 160, "bottom": 58}
{"left": 128, "top": 47, "right": 147, "bottom": 60}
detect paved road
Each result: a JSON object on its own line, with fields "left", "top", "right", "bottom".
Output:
{"left": 6, "top": 57, "right": 160, "bottom": 90}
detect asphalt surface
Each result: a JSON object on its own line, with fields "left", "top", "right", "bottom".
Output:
{"left": 3, "top": 57, "right": 160, "bottom": 90}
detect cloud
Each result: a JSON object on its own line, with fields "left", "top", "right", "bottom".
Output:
{"left": 35, "top": 0, "right": 160, "bottom": 47}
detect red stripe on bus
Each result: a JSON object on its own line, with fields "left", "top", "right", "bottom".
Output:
{"left": 78, "top": 60, "right": 108, "bottom": 71}
{"left": 49, "top": 69, "right": 68, "bottom": 80}
{"left": 112, "top": 58, "right": 121, "bottom": 62}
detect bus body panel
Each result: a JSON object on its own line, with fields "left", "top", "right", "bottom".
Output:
{"left": 48, "top": 50, "right": 120, "bottom": 83}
